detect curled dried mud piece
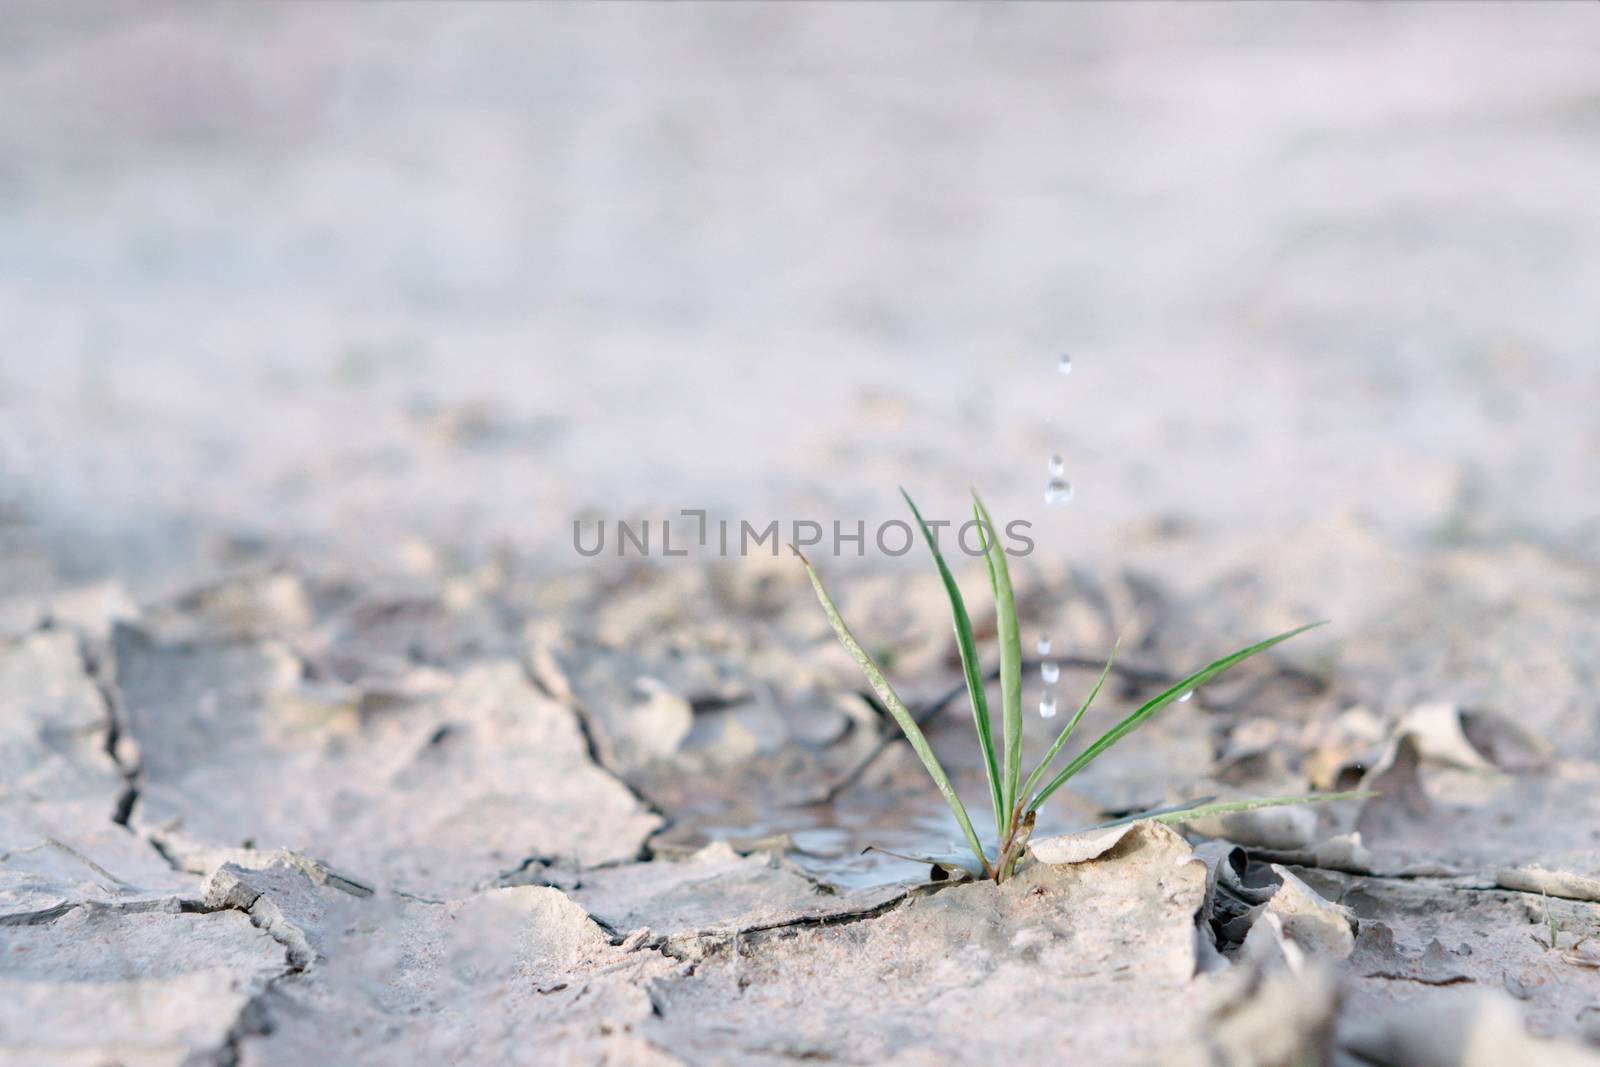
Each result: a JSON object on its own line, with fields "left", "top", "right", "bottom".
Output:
{"left": 1494, "top": 865, "right": 1600, "bottom": 904}
{"left": 1237, "top": 866, "right": 1355, "bottom": 971}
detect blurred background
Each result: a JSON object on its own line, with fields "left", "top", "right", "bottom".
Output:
{"left": 2, "top": 2, "right": 1597, "bottom": 599}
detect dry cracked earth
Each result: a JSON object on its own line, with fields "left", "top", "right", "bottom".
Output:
{"left": 3, "top": 540, "right": 1600, "bottom": 1066}
{"left": 5, "top": 3, "right": 1600, "bottom": 1065}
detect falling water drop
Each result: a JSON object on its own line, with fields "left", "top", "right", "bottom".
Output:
{"left": 1044, "top": 478, "right": 1074, "bottom": 506}
{"left": 1039, "top": 689, "right": 1058, "bottom": 719}
{"left": 1058, "top": 353, "right": 1073, "bottom": 375}
{"left": 1036, "top": 633, "right": 1052, "bottom": 656}
{"left": 1048, "top": 454, "right": 1065, "bottom": 477}
{"left": 1177, "top": 690, "right": 1194, "bottom": 703}
{"left": 1040, "top": 661, "right": 1060, "bottom": 684}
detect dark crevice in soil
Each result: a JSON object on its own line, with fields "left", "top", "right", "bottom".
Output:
{"left": 0, "top": 902, "right": 77, "bottom": 927}
{"left": 210, "top": 978, "right": 287, "bottom": 1067}
{"left": 187, "top": 897, "right": 317, "bottom": 976}
{"left": 392, "top": 888, "right": 447, "bottom": 905}
{"left": 81, "top": 630, "right": 144, "bottom": 834}
{"left": 1357, "top": 970, "right": 1474, "bottom": 987}
{"left": 520, "top": 658, "right": 671, "bottom": 862}
{"left": 690, "top": 693, "right": 754, "bottom": 715}
{"left": 2, "top": 896, "right": 202, "bottom": 926}
{"left": 142, "top": 833, "right": 190, "bottom": 875}
{"left": 656, "top": 884, "right": 924, "bottom": 963}
{"left": 109, "top": 785, "right": 138, "bottom": 827}
{"left": 497, "top": 848, "right": 647, "bottom": 890}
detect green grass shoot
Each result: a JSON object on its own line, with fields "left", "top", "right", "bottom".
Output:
{"left": 798, "top": 488, "right": 1355, "bottom": 884}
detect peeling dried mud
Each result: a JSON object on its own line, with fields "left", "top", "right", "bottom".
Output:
{"left": 5, "top": 546, "right": 1599, "bottom": 1067}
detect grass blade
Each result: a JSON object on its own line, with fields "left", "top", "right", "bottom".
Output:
{"left": 971, "top": 490, "right": 1022, "bottom": 822}
{"left": 796, "top": 549, "right": 994, "bottom": 877}
{"left": 1017, "top": 637, "right": 1121, "bottom": 808}
{"left": 1028, "top": 621, "right": 1327, "bottom": 813}
{"left": 1088, "top": 791, "right": 1375, "bottom": 830}
{"left": 902, "top": 488, "right": 1004, "bottom": 841}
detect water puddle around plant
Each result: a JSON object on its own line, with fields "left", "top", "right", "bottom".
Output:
{"left": 691, "top": 775, "right": 1093, "bottom": 891}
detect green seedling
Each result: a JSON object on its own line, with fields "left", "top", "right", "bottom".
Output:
{"left": 798, "top": 487, "right": 1363, "bottom": 884}
{"left": 1539, "top": 892, "right": 1561, "bottom": 950}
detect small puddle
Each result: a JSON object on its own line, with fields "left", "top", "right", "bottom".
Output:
{"left": 693, "top": 787, "right": 1092, "bottom": 890}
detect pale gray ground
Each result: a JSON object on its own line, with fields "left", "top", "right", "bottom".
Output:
{"left": 2, "top": 4, "right": 1600, "bottom": 1066}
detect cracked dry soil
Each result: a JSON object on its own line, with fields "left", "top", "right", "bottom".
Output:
{"left": 5, "top": 4, "right": 1600, "bottom": 1065}
{"left": 3, "top": 549, "right": 1599, "bottom": 1066}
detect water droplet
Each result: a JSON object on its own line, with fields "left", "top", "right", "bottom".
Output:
{"left": 1039, "top": 690, "right": 1058, "bottom": 719}
{"left": 1036, "top": 633, "right": 1052, "bottom": 656}
{"left": 1177, "top": 690, "right": 1194, "bottom": 703}
{"left": 1044, "top": 478, "right": 1074, "bottom": 506}
{"left": 1058, "top": 354, "right": 1073, "bottom": 375}
{"left": 1048, "top": 454, "right": 1065, "bottom": 477}
{"left": 1040, "top": 661, "right": 1060, "bottom": 684}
